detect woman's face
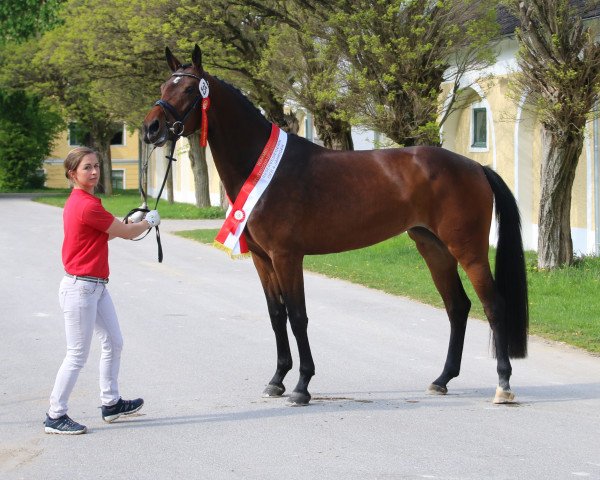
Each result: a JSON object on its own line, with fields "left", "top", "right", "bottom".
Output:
{"left": 71, "top": 153, "right": 100, "bottom": 192}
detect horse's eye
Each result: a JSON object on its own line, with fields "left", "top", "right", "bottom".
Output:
{"left": 185, "top": 86, "right": 195, "bottom": 94}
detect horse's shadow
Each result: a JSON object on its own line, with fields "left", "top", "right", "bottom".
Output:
{"left": 97, "top": 382, "right": 600, "bottom": 431}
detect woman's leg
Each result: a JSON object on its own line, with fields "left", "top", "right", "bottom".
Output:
{"left": 48, "top": 278, "right": 99, "bottom": 418}
{"left": 95, "top": 286, "right": 123, "bottom": 407}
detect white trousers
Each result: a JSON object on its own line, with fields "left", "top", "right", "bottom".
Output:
{"left": 48, "top": 276, "right": 123, "bottom": 418}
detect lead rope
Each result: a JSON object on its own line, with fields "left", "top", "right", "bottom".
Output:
{"left": 124, "top": 139, "right": 178, "bottom": 262}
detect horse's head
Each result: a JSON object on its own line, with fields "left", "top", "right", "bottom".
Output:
{"left": 143, "top": 45, "right": 206, "bottom": 146}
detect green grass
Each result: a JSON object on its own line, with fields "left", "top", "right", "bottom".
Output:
{"left": 0, "top": 187, "right": 71, "bottom": 194}
{"left": 176, "top": 228, "right": 600, "bottom": 354}
{"left": 33, "top": 189, "right": 225, "bottom": 219}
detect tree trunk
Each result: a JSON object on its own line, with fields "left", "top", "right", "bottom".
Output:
{"left": 139, "top": 136, "right": 150, "bottom": 201}
{"left": 220, "top": 182, "right": 228, "bottom": 209}
{"left": 537, "top": 128, "right": 583, "bottom": 269}
{"left": 327, "top": 130, "right": 353, "bottom": 150}
{"left": 313, "top": 110, "right": 354, "bottom": 150}
{"left": 91, "top": 129, "right": 112, "bottom": 196}
{"left": 188, "top": 131, "right": 211, "bottom": 207}
{"left": 257, "top": 86, "right": 300, "bottom": 134}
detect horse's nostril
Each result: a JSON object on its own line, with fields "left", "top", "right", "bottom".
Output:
{"left": 148, "top": 119, "right": 159, "bottom": 135}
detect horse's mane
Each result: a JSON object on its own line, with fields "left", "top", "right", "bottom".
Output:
{"left": 177, "top": 64, "right": 269, "bottom": 122}
{"left": 214, "top": 76, "right": 268, "bottom": 122}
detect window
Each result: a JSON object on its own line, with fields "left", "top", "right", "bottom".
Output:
{"left": 112, "top": 170, "right": 124, "bottom": 190}
{"left": 110, "top": 123, "right": 125, "bottom": 146}
{"left": 304, "top": 113, "right": 313, "bottom": 142}
{"left": 67, "top": 122, "right": 125, "bottom": 146}
{"left": 472, "top": 107, "right": 487, "bottom": 148}
{"left": 68, "top": 123, "right": 90, "bottom": 146}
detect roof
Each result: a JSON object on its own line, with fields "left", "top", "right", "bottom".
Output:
{"left": 497, "top": 1, "right": 600, "bottom": 36}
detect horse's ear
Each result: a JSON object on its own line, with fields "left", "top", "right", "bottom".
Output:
{"left": 192, "top": 44, "right": 203, "bottom": 73}
{"left": 165, "top": 46, "right": 182, "bottom": 72}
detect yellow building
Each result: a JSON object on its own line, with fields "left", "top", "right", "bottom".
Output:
{"left": 44, "top": 123, "right": 140, "bottom": 191}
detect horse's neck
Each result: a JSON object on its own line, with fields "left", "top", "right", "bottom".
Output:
{"left": 206, "top": 76, "right": 272, "bottom": 200}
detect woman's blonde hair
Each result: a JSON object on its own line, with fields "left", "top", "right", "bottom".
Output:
{"left": 64, "top": 146, "right": 97, "bottom": 180}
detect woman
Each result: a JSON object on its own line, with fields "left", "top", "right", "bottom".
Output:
{"left": 44, "top": 146, "right": 160, "bottom": 435}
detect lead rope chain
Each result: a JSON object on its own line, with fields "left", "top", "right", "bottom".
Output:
{"left": 123, "top": 139, "right": 177, "bottom": 263}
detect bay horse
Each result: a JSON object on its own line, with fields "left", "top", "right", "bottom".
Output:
{"left": 143, "top": 45, "right": 528, "bottom": 406}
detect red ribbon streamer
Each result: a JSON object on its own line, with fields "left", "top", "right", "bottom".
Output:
{"left": 200, "top": 97, "right": 210, "bottom": 147}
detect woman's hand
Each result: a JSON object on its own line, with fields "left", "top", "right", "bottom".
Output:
{"left": 106, "top": 216, "right": 155, "bottom": 240}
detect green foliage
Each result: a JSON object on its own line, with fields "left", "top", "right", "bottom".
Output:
{"left": 0, "top": 90, "right": 64, "bottom": 189}
{"left": 1, "top": 0, "right": 500, "bottom": 151}
{"left": 509, "top": 0, "right": 600, "bottom": 136}
{"left": 0, "top": 0, "right": 64, "bottom": 43}
{"left": 319, "top": 0, "right": 500, "bottom": 146}
{"left": 167, "top": 0, "right": 297, "bottom": 130}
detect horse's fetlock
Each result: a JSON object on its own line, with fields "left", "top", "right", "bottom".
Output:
{"left": 299, "top": 365, "right": 315, "bottom": 378}
{"left": 278, "top": 360, "right": 293, "bottom": 372}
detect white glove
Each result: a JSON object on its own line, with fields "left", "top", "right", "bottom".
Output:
{"left": 128, "top": 210, "right": 146, "bottom": 224}
{"left": 145, "top": 210, "right": 161, "bottom": 227}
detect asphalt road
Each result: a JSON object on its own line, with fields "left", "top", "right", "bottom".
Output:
{"left": 1, "top": 197, "right": 599, "bottom": 480}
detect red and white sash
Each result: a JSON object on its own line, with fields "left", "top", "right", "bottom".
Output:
{"left": 214, "top": 124, "right": 287, "bottom": 257}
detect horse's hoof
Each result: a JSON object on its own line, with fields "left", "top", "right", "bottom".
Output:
{"left": 493, "top": 386, "right": 515, "bottom": 404}
{"left": 262, "top": 383, "right": 285, "bottom": 398}
{"left": 427, "top": 383, "right": 448, "bottom": 395}
{"left": 287, "top": 391, "right": 311, "bottom": 406}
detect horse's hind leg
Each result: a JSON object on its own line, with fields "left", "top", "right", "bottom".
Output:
{"left": 408, "top": 228, "right": 472, "bottom": 395}
{"left": 251, "top": 251, "right": 293, "bottom": 397}
{"left": 451, "top": 250, "right": 514, "bottom": 404}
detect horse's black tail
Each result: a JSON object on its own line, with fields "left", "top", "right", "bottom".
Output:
{"left": 482, "top": 166, "right": 529, "bottom": 358}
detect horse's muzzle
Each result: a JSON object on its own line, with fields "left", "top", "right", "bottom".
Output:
{"left": 143, "top": 118, "right": 169, "bottom": 146}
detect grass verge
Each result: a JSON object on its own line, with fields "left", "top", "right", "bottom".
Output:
{"left": 33, "top": 190, "right": 225, "bottom": 219}
{"left": 176, "top": 228, "right": 600, "bottom": 354}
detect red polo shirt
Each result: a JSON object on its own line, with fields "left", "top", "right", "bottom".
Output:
{"left": 62, "top": 188, "right": 115, "bottom": 278}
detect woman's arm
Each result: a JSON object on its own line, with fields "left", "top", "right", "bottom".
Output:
{"left": 106, "top": 218, "right": 153, "bottom": 240}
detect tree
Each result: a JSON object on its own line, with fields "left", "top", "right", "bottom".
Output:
{"left": 0, "top": 0, "right": 154, "bottom": 196}
{"left": 0, "top": 0, "right": 65, "bottom": 190}
{"left": 257, "top": 4, "right": 354, "bottom": 149}
{"left": 120, "top": 0, "right": 302, "bottom": 203}
{"left": 0, "top": 0, "right": 64, "bottom": 43}
{"left": 0, "top": 90, "right": 64, "bottom": 189}
{"left": 509, "top": 0, "right": 600, "bottom": 268}
{"left": 317, "top": 0, "right": 500, "bottom": 146}
{"left": 188, "top": 132, "right": 211, "bottom": 207}
{"left": 170, "top": 0, "right": 300, "bottom": 134}
{"left": 26, "top": 24, "right": 119, "bottom": 195}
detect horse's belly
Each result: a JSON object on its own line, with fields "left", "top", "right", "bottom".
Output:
{"left": 301, "top": 208, "right": 412, "bottom": 255}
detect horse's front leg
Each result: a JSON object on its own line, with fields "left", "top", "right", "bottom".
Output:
{"left": 271, "top": 253, "right": 314, "bottom": 406}
{"left": 251, "top": 252, "right": 293, "bottom": 398}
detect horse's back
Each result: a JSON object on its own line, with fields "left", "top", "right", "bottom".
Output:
{"left": 252, "top": 140, "right": 494, "bottom": 254}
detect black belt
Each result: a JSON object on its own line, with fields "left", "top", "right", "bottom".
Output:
{"left": 65, "top": 273, "right": 109, "bottom": 284}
